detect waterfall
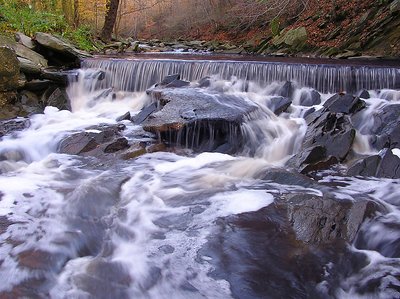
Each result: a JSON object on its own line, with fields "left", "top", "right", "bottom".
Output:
{"left": 82, "top": 57, "right": 400, "bottom": 93}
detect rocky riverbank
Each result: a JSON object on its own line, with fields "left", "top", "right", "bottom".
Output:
{"left": 0, "top": 32, "right": 90, "bottom": 120}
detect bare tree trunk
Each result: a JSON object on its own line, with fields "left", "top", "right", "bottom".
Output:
{"left": 73, "top": 0, "right": 79, "bottom": 28}
{"left": 101, "top": 0, "right": 120, "bottom": 43}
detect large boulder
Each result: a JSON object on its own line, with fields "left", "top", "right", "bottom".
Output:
{"left": 282, "top": 193, "right": 374, "bottom": 244}
{"left": 0, "top": 47, "right": 20, "bottom": 92}
{"left": 142, "top": 84, "right": 259, "bottom": 152}
{"left": 272, "top": 27, "right": 308, "bottom": 48}
{"left": 323, "top": 93, "right": 365, "bottom": 114}
{"left": 290, "top": 110, "right": 356, "bottom": 173}
{"left": 34, "top": 32, "right": 90, "bottom": 66}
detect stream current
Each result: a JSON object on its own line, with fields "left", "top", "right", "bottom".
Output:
{"left": 0, "top": 56, "right": 400, "bottom": 298}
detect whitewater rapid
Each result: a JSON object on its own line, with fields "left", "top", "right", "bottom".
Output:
{"left": 0, "top": 61, "right": 399, "bottom": 298}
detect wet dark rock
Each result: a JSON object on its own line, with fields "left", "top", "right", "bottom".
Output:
{"left": 268, "top": 96, "right": 292, "bottom": 115}
{"left": 0, "top": 117, "right": 30, "bottom": 137}
{"left": 116, "top": 112, "right": 131, "bottom": 122}
{"left": 283, "top": 193, "right": 374, "bottom": 244}
{"left": 142, "top": 88, "right": 258, "bottom": 152}
{"left": 348, "top": 149, "right": 400, "bottom": 179}
{"left": 154, "top": 73, "right": 190, "bottom": 89}
{"left": 291, "top": 111, "right": 355, "bottom": 172}
{"left": 19, "top": 90, "right": 42, "bottom": 115}
{"left": 357, "top": 89, "right": 370, "bottom": 99}
{"left": 24, "top": 79, "right": 53, "bottom": 92}
{"left": 323, "top": 93, "right": 365, "bottom": 114}
{"left": 277, "top": 81, "right": 293, "bottom": 98}
{"left": 299, "top": 89, "right": 321, "bottom": 106}
{"left": 45, "top": 87, "right": 70, "bottom": 110}
{"left": 299, "top": 156, "right": 339, "bottom": 174}
{"left": 131, "top": 103, "right": 158, "bottom": 124}
{"left": 361, "top": 104, "right": 400, "bottom": 150}
{"left": 58, "top": 125, "right": 129, "bottom": 157}
{"left": 41, "top": 69, "right": 69, "bottom": 85}
{"left": 260, "top": 168, "right": 319, "bottom": 189}
{"left": 197, "top": 77, "right": 211, "bottom": 88}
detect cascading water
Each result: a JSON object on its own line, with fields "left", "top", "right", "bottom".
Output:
{"left": 0, "top": 55, "right": 399, "bottom": 299}
{"left": 83, "top": 57, "right": 400, "bottom": 93}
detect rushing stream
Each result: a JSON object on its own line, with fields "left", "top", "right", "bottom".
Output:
{"left": 0, "top": 55, "right": 400, "bottom": 298}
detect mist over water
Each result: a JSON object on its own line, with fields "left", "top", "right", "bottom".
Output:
{"left": 0, "top": 56, "right": 399, "bottom": 298}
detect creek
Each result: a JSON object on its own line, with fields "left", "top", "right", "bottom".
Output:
{"left": 0, "top": 54, "right": 399, "bottom": 298}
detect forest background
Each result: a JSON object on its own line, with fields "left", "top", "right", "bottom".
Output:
{"left": 0, "top": 0, "right": 399, "bottom": 56}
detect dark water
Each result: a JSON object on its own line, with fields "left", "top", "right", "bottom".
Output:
{"left": 0, "top": 56, "right": 399, "bottom": 298}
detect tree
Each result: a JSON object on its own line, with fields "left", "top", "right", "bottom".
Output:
{"left": 100, "top": 0, "right": 120, "bottom": 42}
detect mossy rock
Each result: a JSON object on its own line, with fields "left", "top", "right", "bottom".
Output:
{"left": 0, "top": 46, "right": 20, "bottom": 92}
{"left": 272, "top": 27, "right": 308, "bottom": 48}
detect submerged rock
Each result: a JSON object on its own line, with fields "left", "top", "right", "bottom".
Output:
{"left": 142, "top": 86, "right": 258, "bottom": 152}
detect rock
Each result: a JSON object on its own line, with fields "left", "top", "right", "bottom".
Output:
{"left": 0, "top": 47, "right": 20, "bottom": 91}
{"left": 335, "top": 50, "right": 359, "bottom": 59}
{"left": 0, "top": 91, "right": 16, "bottom": 107}
{"left": 323, "top": 93, "right": 365, "bottom": 114}
{"left": 290, "top": 111, "right": 355, "bottom": 172}
{"left": 155, "top": 74, "right": 190, "bottom": 88}
{"left": 0, "top": 118, "right": 30, "bottom": 137}
{"left": 390, "top": 0, "right": 400, "bottom": 13}
{"left": 131, "top": 103, "right": 158, "bottom": 124}
{"left": 45, "top": 88, "right": 70, "bottom": 110}
{"left": 24, "top": 80, "right": 53, "bottom": 92}
{"left": 268, "top": 96, "right": 292, "bottom": 115}
{"left": 19, "top": 91, "right": 42, "bottom": 115}
{"left": 0, "top": 92, "right": 20, "bottom": 120}
{"left": 116, "top": 112, "right": 131, "bottom": 122}
{"left": 272, "top": 27, "right": 308, "bottom": 48}
{"left": 17, "top": 57, "right": 41, "bottom": 74}
{"left": 356, "top": 89, "right": 370, "bottom": 99}
{"left": 58, "top": 125, "right": 129, "bottom": 157}
{"left": 283, "top": 193, "right": 374, "bottom": 244}
{"left": 41, "top": 69, "right": 69, "bottom": 85}
{"left": 15, "top": 32, "right": 35, "bottom": 49}
{"left": 142, "top": 87, "right": 258, "bottom": 152}
{"left": 348, "top": 149, "right": 400, "bottom": 179}
{"left": 353, "top": 104, "right": 400, "bottom": 150}
{"left": 299, "top": 89, "right": 321, "bottom": 106}
{"left": 13, "top": 42, "right": 47, "bottom": 67}
{"left": 197, "top": 77, "right": 211, "bottom": 88}
{"left": 34, "top": 32, "right": 90, "bottom": 66}
{"left": 277, "top": 81, "right": 293, "bottom": 98}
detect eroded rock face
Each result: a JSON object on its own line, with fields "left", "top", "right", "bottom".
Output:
{"left": 141, "top": 87, "right": 259, "bottom": 152}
